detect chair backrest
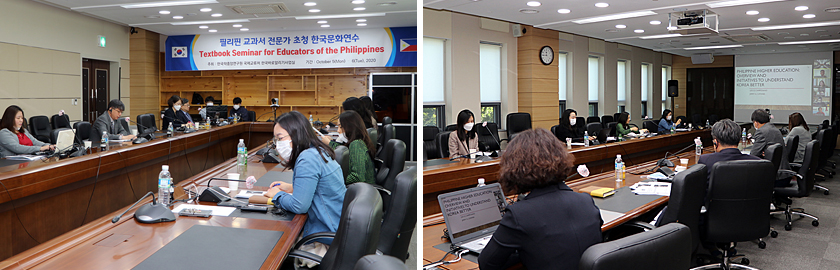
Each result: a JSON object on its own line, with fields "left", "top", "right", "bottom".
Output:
{"left": 607, "top": 122, "right": 617, "bottom": 136}
{"left": 814, "top": 129, "right": 827, "bottom": 167}
{"left": 643, "top": 120, "right": 658, "bottom": 133}
{"left": 613, "top": 113, "right": 622, "bottom": 124}
{"left": 576, "top": 117, "right": 585, "bottom": 128}
{"left": 334, "top": 146, "right": 351, "bottom": 181}
{"left": 601, "top": 115, "right": 614, "bottom": 126}
{"left": 708, "top": 114, "right": 718, "bottom": 125}
{"left": 587, "top": 116, "right": 601, "bottom": 124}
{"left": 138, "top": 113, "right": 157, "bottom": 132}
{"left": 119, "top": 118, "right": 130, "bottom": 134}
{"left": 50, "top": 114, "right": 71, "bottom": 130}
{"left": 247, "top": 110, "right": 256, "bottom": 122}
{"left": 49, "top": 128, "right": 70, "bottom": 145}
{"left": 692, "top": 114, "right": 703, "bottom": 126}
{"left": 28, "top": 115, "right": 51, "bottom": 142}
{"left": 477, "top": 122, "right": 501, "bottom": 151}
{"left": 382, "top": 116, "right": 392, "bottom": 125}
{"left": 586, "top": 123, "right": 603, "bottom": 138}
{"left": 792, "top": 140, "right": 819, "bottom": 197}
{"left": 436, "top": 132, "right": 450, "bottom": 158}
{"left": 656, "top": 164, "right": 706, "bottom": 252}
{"left": 578, "top": 223, "right": 692, "bottom": 270}
{"left": 764, "top": 143, "right": 784, "bottom": 172}
{"left": 320, "top": 183, "right": 383, "bottom": 270}
{"left": 367, "top": 127, "right": 379, "bottom": 151}
{"left": 376, "top": 139, "right": 406, "bottom": 211}
{"left": 423, "top": 126, "right": 440, "bottom": 160}
{"left": 444, "top": 124, "right": 457, "bottom": 132}
{"left": 821, "top": 127, "right": 835, "bottom": 161}
{"left": 73, "top": 121, "right": 92, "bottom": 141}
{"left": 705, "top": 160, "right": 774, "bottom": 243}
{"left": 377, "top": 167, "right": 416, "bottom": 260}
{"left": 505, "top": 112, "right": 531, "bottom": 141}
{"left": 784, "top": 135, "right": 799, "bottom": 164}
{"left": 550, "top": 125, "right": 559, "bottom": 139}
{"left": 353, "top": 255, "right": 407, "bottom": 270}
{"left": 378, "top": 124, "right": 395, "bottom": 152}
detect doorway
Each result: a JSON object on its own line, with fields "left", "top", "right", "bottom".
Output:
{"left": 82, "top": 59, "right": 110, "bottom": 122}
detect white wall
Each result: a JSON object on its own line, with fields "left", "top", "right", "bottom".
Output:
{"left": 0, "top": 0, "right": 129, "bottom": 122}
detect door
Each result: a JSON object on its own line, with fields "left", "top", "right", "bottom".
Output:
{"left": 82, "top": 59, "right": 110, "bottom": 122}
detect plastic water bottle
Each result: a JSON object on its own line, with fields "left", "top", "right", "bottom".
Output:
{"left": 167, "top": 122, "right": 174, "bottom": 137}
{"left": 477, "top": 178, "right": 486, "bottom": 187}
{"left": 671, "top": 124, "right": 676, "bottom": 135}
{"left": 237, "top": 139, "right": 247, "bottom": 174}
{"left": 706, "top": 119, "right": 710, "bottom": 128}
{"left": 695, "top": 137, "right": 703, "bottom": 157}
{"left": 309, "top": 114, "right": 314, "bottom": 126}
{"left": 615, "top": 155, "right": 625, "bottom": 188}
{"left": 584, "top": 131, "right": 590, "bottom": 146}
{"left": 100, "top": 131, "right": 108, "bottom": 151}
{"left": 740, "top": 128, "right": 747, "bottom": 151}
{"left": 158, "top": 165, "right": 171, "bottom": 206}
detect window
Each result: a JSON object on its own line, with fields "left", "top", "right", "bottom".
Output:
{"left": 558, "top": 52, "right": 568, "bottom": 116}
{"left": 480, "top": 42, "right": 502, "bottom": 124}
{"left": 588, "top": 56, "right": 600, "bottom": 115}
{"left": 423, "top": 37, "right": 446, "bottom": 129}
{"left": 662, "top": 65, "right": 672, "bottom": 111}
{"left": 641, "top": 63, "right": 651, "bottom": 118}
{"left": 617, "top": 60, "right": 627, "bottom": 113}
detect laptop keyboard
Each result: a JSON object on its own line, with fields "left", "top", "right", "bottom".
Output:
{"left": 461, "top": 235, "right": 492, "bottom": 252}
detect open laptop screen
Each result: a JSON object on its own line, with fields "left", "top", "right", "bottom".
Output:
{"left": 439, "top": 183, "right": 507, "bottom": 241}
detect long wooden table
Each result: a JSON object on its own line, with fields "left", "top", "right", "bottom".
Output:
{"left": 423, "top": 129, "right": 712, "bottom": 215}
{"left": 0, "top": 122, "right": 275, "bottom": 262}
{"left": 422, "top": 145, "right": 712, "bottom": 270}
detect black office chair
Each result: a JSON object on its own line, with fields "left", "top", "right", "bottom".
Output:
{"left": 695, "top": 160, "right": 775, "bottom": 269}
{"left": 377, "top": 124, "right": 395, "bottom": 160}
{"left": 423, "top": 126, "right": 440, "bottom": 160}
{"left": 579, "top": 223, "right": 692, "bottom": 270}
{"left": 550, "top": 125, "right": 559, "bottom": 139}
{"left": 708, "top": 114, "right": 719, "bottom": 126}
{"left": 587, "top": 116, "right": 600, "bottom": 124}
{"left": 436, "top": 132, "right": 450, "bottom": 158}
{"left": 764, "top": 143, "right": 784, "bottom": 174}
{"left": 606, "top": 122, "right": 617, "bottom": 137}
{"left": 375, "top": 139, "right": 406, "bottom": 212}
{"left": 377, "top": 167, "right": 416, "bottom": 260}
{"left": 692, "top": 114, "right": 703, "bottom": 127}
{"left": 138, "top": 113, "right": 158, "bottom": 133}
{"left": 247, "top": 110, "right": 256, "bottom": 122}
{"left": 783, "top": 135, "right": 799, "bottom": 167}
{"left": 444, "top": 124, "right": 457, "bottom": 132}
{"left": 73, "top": 121, "right": 92, "bottom": 142}
{"left": 119, "top": 118, "right": 130, "bottom": 134}
{"left": 353, "top": 255, "right": 407, "bottom": 270}
{"left": 586, "top": 123, "right": 603, "bottom": 139}
{"left": 287, "top": 183, "right": 383, "bottom": 270}
{"left": 367, "top": 128, "right": 379, "bottom": 154}
{"left": 772, "top": 140, "right": 820, "bottom": 231}
{"left": 477, "top": 122, "right": 501, "bottom": 151}
{"left": 613, "top": 113, "right": 622, "bottom": 124}
{"left": 505, "top": 112, "right": 531, "bottom": 142}
{"left": 49, "top": 128, "right": 70, "bottom": 145}
{"left": 812, "top": 129, "right": 832, "bottom": 194}
{"left": 601, "top": 115, "right": 614, "bottom": 127}
{"left": 50, "top": 114, "right": 71, "bottom": 130}
{"left": 643, "top": 120, "right": 658, "bottom": 134}
{"left": 334, "top": 146, "right": 350, "bottom": 181}
{"left": 577, "top": 116, "right": 585, "bottom": 129}
{"left": 28, "top": 115, "right": 51, "bottom": 143}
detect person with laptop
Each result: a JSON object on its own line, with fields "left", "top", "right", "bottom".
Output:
{"left": 198, "top": 96, "right": 215, "bottom": 120}
{"left": 477, "top": 128, "right": 602, "bottom": 270}
{"left": 90, "top": 99, "right": 136, "bottom": 143}
{"left": 0, "top": 105, "right": 55, "bottom": 156}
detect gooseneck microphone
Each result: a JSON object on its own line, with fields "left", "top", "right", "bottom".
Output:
{"left": 111, "top": 191, "right": 176, "bottom": 224}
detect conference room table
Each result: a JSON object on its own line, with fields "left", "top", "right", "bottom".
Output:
{"left": 0, "top": 122, "right": 276, "bottom": 263}
{"left": 422, "top": 143, "right": 715, "bottom": 270}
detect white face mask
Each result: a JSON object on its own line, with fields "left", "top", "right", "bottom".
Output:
{"left": 206, "top": 102, "right": 213, "bottom": 106}
{"left": 173, "top": 105, "right": 181, "bottom": 111}
{"left": 275, "top": 139, "right": 292, "bottom": 161}
{"left": 233, "top": 105, "right": 240, "bottom": 110}
{"left": 336, "top": 132, "right": 348, "bottom": 143}
{"left": 463, "top": 122, "right": 474, "bottom": 131}
{"left": 569, "top": 118, "right": 577, "bottom": 126}
{"left": 666, "top": 115, "right": 672, "bottom": 121}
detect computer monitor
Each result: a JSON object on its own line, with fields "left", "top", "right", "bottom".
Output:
{"left": 205, "top": 105, "right": 228, "bottom": 120}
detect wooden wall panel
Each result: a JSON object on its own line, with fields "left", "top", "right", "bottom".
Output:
{"left": 517, "top": 27, "right": 560, "bottom": 130}
{"left": 671, "top": 55, "right": 734, "bottom": 117}
{"left": 129, "top": 29, "right": 161, "bottom": 121}
{"left": 225, "top": 76, "right": 268, "bottom": 106}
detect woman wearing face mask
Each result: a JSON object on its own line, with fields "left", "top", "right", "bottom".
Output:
{"left": 253, "top": 111, "right": 345, "bottom": 267}
{"left": 0, "top": 105, "right": 55, "bottom": 157}
{"left": 657, "top": 109, "right": 682, "bottom": 134}
{"left": 320, "top": 110, "right": 375, "bottom": 185}
{"left": 162, "top": 95, "right": 183, "bottom": 129}
{"left": 448, "top": 109, "right": 479, "bottom": 159}
{"left": 555, "top": 109, "right": 595, "bottom": 144}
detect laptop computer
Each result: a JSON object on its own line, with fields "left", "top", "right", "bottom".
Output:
{"left": 438, "top": 183, "right": 507, "bottom": 253}
{"left": 55, "top": 129, "right": 75, "bottom": 154}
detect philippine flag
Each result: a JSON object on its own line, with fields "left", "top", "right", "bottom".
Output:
{"left": 399, "top": 39, "right": 417, "bottom": 52}
{"left": 172, "top": 46, "right": 188, "bottom": 58}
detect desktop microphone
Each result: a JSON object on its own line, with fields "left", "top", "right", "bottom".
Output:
{"left": 124, "top": 117, "right": 156, "bottom": 144}
{"left": 481, "top": 122, "right": 502, "bottom": 157}
{"left": 111, "top": 191, "right": 176, "bottom": 224}
{"left": 162, "top": 114, "right": 196, "bottom": 133}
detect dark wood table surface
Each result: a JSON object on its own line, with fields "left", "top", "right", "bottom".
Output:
{"left": 0, "top": 122, "right": 277, "bottom": 263}
{"left": 423, "top": 129, "right": 712, "bottom": 215}
{"left": 421, "top": 146, "right": 711, "bottom": 270}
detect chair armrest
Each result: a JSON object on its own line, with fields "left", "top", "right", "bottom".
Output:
{"left": 789, "top": 163, "right": 802, "bottom": 170}
{"left": 293, "top": 232, "right": 336, "bottom": 250}
{"left": 623, "top": 220, "right": 655, "bottom": 231}
{"left": 372, "top": 184, "right": 392, "bottom": 196}
{"left": 287, "top": 250, "right": 323, "bottom": 264}
{"left": 777, "top": 169, "right": 802, "bottom": 181}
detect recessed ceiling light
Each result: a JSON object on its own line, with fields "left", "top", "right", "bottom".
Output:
{"left": 520, "top": 9, "right": 538, "bottom": 14}
{"left": 378, "top": 2, "right": 396, "bottom": 6}
{"left": 784, "top": 36, "right": 795, "bottom": 39}
{"left": 777, "top": 32, "right": 789, "bottom": 35}
{"left": 815, "top": 30, "right": 826, "bottom": 33}
{"left": 294, "top": 13, "right": 386, "bottom": 20}
{"left": 304, "top": 2, "right": 317, "bottom": 6}
{"left": 650, "top": 20, "right": 661, "bottom": 25}
{"left": 145, "top": 15, "right": 160, "bottom": 19}
{"left": 803, "top": 14, "right": 815, "bottom": 18}
{"left": 667, "top": 26, "right": 677, "bottom": 30}
{"left": 606, "top": 29, "right": 620, "bottom": 32}
{"left": 746, "top": 10, "right": 759, "bottom": 15}
{"left": 572, "top": 10, "right": 656, "bottom": 24}
{"left": 173, "top": 15, "right": 184, "bottom": 19}
{"left": 240, "top": 28, "right": 249, "bottom": 31}
{"left": 801, "top": 33, "right": 809, "bottom": 36}
{"left": 233, "top": 24, "right": 242, "bottom": 27}
{"left": 356, "top": 19, "right": 367, "bottom": 22}
{"left": 351, "top": 0, "right": 365, "bottom": 3}
{"left": 357, "top": 23, "right": 367, "bottom": 26}
{"left": 640, "top": 33, "right": 682, "bottom": 39}
{"left": 209, "top": 29, "right": 217, "bottom": 32}
{"left": 595, "top": 2, "right": 609, "bottom": 8}
{"left": 634, "top": 29, "right": 645, "bottom": 33}
{"left": 199, "top": 25, "right": 208, "bottom": 29}
{"left": 200, "top": 8, "right": 212, "bottom": 12}
{"left": 684, "top": 45, "right": 743, "bottom": 50}
{"left": 615, "top": 24, "right": 626, "bottom": 28}
{"left": 321, "top": 24, "right": 330, "bottom": 27}
{"left": 354, "top": 7, "right": 366, "bottom": 11}
{"left": 757, "top": 17, "right": 770, "bottom": 22}
{"left": 795, "top": 6, "right": 808, "bottom": 11}
{"left": 309, "top": 9, "right": 320, "bottom": 12}
{"left": 211, "top": 13, "right": 222, "bottom": 17}
{"left": 317, "top": 20, "right": 327, "bottom": 24}
{"left": 527, "top": 1, "right": 541, "bottom": 7}
{"left": 706, "top": 0, "right": 784, "bottom": 8}
{"left": 159, "top": 10, "right": 170, "bottom": 14}
{"left": 557, "top": 9, "right": 571, "bottom": 14}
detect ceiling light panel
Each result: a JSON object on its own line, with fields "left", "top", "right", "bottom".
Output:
{"left": 572, "top": 11, "right": 656, "bottom": 24}
{"left": 706, "top": 0, "right": 785, "bottom": 9}
{"left": 684, "top": 45, "right": 743, "bottom": 50}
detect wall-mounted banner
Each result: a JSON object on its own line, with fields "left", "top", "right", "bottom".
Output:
{"left": 165, "top": 26, "right": 416, "bottom": 71}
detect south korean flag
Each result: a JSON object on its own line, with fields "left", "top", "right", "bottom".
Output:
{"left": 172, "top": 46, "right": 188, "bottom": 58}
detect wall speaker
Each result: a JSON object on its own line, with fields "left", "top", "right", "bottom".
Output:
{"left": 512, "top": 24, "right": 523, "bottom": 37}
{"left": 668, "top": 80, "right": 679, "bottom": 97}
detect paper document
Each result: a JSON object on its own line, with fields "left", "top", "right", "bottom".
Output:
{"left": 646, "top": 172, "right": 671, "bottom": 181}
{"left": 632, "top": 182, "right": 671, "bottom": 196}
{"left": 4, "top": 155, "right": 42, "bottom": 161}
{"left": 171, "top": 204, "right": 237, "bottom": 216}
{"left": 235, "top": 190, "right": 266, "bottom": 199}
{"left": 570, "top": 143, "right": 585, "bottom": 146}
{"left": 675, "top": 129, "right": 690, "bottom": 132}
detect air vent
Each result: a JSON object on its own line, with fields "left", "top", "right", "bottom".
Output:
{"left": 825, "top": 7, "right": 840, "bottom": 13}
{"left": 722, "top": 34, "right": 771, "bottom": 42}
{"left": 228, "top": 3, "right": 289, "bottom": 15}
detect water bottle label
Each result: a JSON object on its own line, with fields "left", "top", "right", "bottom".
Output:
{"left": 158, "top": 178, "right": 168, "bottom": 188}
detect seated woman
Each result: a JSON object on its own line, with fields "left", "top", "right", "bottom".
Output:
{"left": 448, "top": 109, "right": 478, "bottom": 159}
{"left": 342, "top": 97, "right": 375, "bottom": 129}
{"left": 787, "top": 112, "right": 811, "bottom": 163}
{"left": 555, "top": 109, "right": 596, "bottom": 143}
{"left": 477, "top": 128, "right": 602, "bottom": 269}
{"left": 252, "top": 111, "right": 345, "bottom": 267}
{"left": 657, "top": 109, "right": 682, "bottom": 134}
{"left": 162, "top": 95, "right": 183, "bottom": 129}
{"left": 321, "top": 110, "right": 375, "bottom": 185}
{"left": 616, "top": 112, "right": 646, "bottom": 137}
{"left": 0, "top": 105, "right": 55, "bottom": 157}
